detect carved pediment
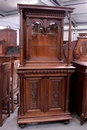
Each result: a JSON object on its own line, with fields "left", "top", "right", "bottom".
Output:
{"left": 74, "top": 37, "right": 87, "bottom": 61}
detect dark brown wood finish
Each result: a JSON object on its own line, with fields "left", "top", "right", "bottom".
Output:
{"left": 71, "top": 61, "right": 87, "bottom": 125}
{"left": 69, "top": 37, "right": 87, "bottom": 125}
{"left": 17, "top": 4, "right": 75, "bottom": 127}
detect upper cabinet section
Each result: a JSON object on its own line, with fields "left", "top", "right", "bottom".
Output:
{"left": 0, "top": 27, "right": 17, "bottom": 46}
{"left": 18, "top": 4, "right": 74, "bottom": 66}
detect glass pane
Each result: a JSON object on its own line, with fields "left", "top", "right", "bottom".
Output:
{"left": 31, "top": 22, "right": 59, "bottom": 61}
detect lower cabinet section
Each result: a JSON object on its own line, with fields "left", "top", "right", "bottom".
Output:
{"left": 71, "top": 61, "right": 87, "bottom": 125}
{"left": 17, "top": 67, "right": 75, "bottom": 128}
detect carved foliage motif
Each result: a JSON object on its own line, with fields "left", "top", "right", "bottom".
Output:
{"left": 52, "top": 81, "right": 59, "bottom": 107}
{"left": 32, "top": 20, "right": 58, "bottom": 35}
{"left": 51, "top": 77, "right": 63, "bottom": 108}
{"left": 30, "top": 82, "right": 38, "bottom": 109}
{"left": 80, "top": 41, "right": 87, "bottom": 57}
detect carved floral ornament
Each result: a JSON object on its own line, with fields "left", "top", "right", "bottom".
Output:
{"left": 26, "top": 18, "right": 61, "bottom": 35}
{"left": 32, "top": 21, "right": 58, "bottom": 35}
{"left": 74, "top": 38, "right": 87, "bottom": 60}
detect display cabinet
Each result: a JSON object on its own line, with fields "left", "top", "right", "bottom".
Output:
{"left": 17, "top": 4, "right": 75, "bottom": 128}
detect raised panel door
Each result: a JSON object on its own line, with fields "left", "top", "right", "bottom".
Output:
{"left": 24, "top": 77, "right": 45, "bottom": 116}
{"left": 47, "top": 77, "right": 66, "bottom": 113}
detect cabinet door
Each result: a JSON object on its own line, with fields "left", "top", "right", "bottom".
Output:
{"left": 8, "top": 30, "right": 17, "bottom": 46}
{"left": 47, "top": 77, "right": 66, "bottom": 113}
{"left": 24, "top": 77, "right": 44, "bottom": 115}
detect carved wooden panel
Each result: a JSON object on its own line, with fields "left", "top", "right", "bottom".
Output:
{"left": 24, "top": 77, "right": 44, "bottom": 112}
{"left": 48, "top": 77, "right": 65, "bottom": 111}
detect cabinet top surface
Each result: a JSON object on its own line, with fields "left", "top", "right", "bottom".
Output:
{"left": 17, "top": 65, "right": 75, "bottom": 70}
{"left": 73, "top": 60, "right": 87, "bottom": 67}
{"left": 17, "top": 4, "right": 74, "bottom": 13}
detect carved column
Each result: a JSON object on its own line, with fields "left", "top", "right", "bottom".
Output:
{"left": 68, "top": 12, "right": 72, "bottom": 65}
{"left": 26, "top": 17, "right": 29, "bottom": 60}
{"left": 20, "top": 9, "right": 23, "bottom": 66}
{"left": 20, "top": 75, "right": 24, "bottom": 115}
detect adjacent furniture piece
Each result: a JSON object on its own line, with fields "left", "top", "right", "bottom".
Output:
{"left": 0, "top": 27, "right": 20, "bottom": 113}
{"left": 0, "top": 62, "right": 11, "bottom": 126}
{"left": 70, "top": 37, "right": 87, "bottom": 125}
{"left": 79, "top": 33, "right": 87, "bottom": 37}
{"left": 0, "top": 38, "right": 6, "bottom": 55}
{"left": 72, "top": 61, "right": 87, "bottom": 125}
{"left": 17, "top": 4, "right": 75, "bottom": 128}
{"left": 0, "top": 26, "right": 17, "bottom": 46}
{"left": 10, "top": 60, "right": 20, "bottom": 113}
{"left": 0, "top": 26, "right": 20, "bottom": 61}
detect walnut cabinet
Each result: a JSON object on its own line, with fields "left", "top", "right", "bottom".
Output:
{"left": 72, "top": 61, "right": 87, "bottom": 125}
{"left": 17, "top": 67, "right": 74, "bottom": 125}
{"left": 69, "top": 37, "right": 87, "bottom": 125}
{"left": 17, "top": 4, "right": 75, "bottom": 128}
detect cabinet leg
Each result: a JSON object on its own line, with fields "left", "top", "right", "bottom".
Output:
{"left": 64, "top": 120, "right": 70, "bottom": 124}
{"left": 18, "top": 124, "right": 26, "bottom": 128}
{"left": 80, "top": 112, "right": 85, "bottom": 125}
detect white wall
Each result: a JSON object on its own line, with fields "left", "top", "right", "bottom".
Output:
{"left": 64, "top": 25, "right": 87, "bottom": 41}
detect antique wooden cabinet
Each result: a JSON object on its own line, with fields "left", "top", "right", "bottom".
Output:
{"left": 0, "top": 27, "right": 17, "bottom": 46}
{"left": 71, "top": 37, "right": 87, "bottom": 125}
{"left": 0, "top": 26, "right": 20, "bottom": 57}
{"left": 17, "top": 4, "right": 75, "bottom": 128}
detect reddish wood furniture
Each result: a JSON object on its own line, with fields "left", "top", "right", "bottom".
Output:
{"left": 63, "top": 37, "right": 87, "bottom": 125}
{"left": 71, "top": 37, "right": 87, "bottom": 125}
{"left": 0, "top": 39, "right": 6, "bottom": 56}
{"left": 0, "top": 27, "right": 20, "bottom": 113}
{"left": 0, "top": 27, "right": 17, "bottom": 46}
{"left": 10, "top": 60, "right": 20, "bottom": 113}
{"left": 0, "top": 62, "right": 11, "bottom": 126}
{"left": 17, "top": 4, "right": 75, "bottom": 128}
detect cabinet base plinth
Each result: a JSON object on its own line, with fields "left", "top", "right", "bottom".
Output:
{"left": 17, "top": 109, "right": 72, "bottom": 126}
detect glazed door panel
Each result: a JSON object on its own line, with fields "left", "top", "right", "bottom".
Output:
{"left": 47, "top": 77, "right": 66, "bottom": 112}
{"left": 24, "top": 77, "right": 44, "bottom": 114}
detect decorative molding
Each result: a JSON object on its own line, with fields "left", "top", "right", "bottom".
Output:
{"left": 17, "top": 69, "right": 74, "bottom": 75}
{"left": 26, "top": 12, "right": 65, "bottom": 18}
